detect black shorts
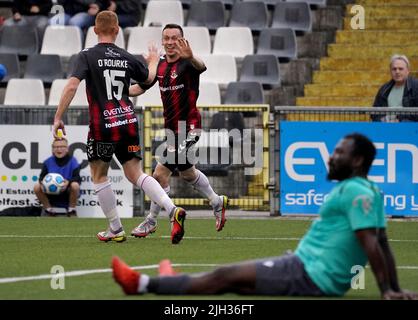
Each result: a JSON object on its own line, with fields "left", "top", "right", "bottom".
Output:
{"left": 254, "top": 253, "right": 324, "bottom": 296}
{"left": 47, "top": 188, "right": 70, "bottom": 209}
{"left": 87, "top": 136, "right": 142, "bottom": 164}
{"left": 47, "top": 182, "right": 79, "bottom": 209}
{"left": 156, "top": 133, "right": 200, "bottom": 173}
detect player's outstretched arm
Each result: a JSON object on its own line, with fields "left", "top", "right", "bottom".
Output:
{"left": 355, "top": 229, "right": 391, "bottom": 297}
{"left": 189, "top": 54, "right": 206, "bottom": 72}
{"left": 377, "top": 229, "right": 401, "bottom": 291}
{"left": 143, "top": 43, "right": 159, "bottom": 85}
{"left": 377, "top": 229, "right": 417, "bottom": 300}
{"left": 356, "top": 228, "right": 417, "bottom": 300}
{"left": 129, "top": 84, "right": 145, "bottom": 97}
{"left": 176, "top": 38, "right": 206, "bottom": 72}
{"left": 53, "top": 77, "right": 80, "bottom": 138}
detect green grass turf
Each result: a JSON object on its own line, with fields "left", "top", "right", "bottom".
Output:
{"left": 0, "top": 217, "right": 417, "bottom": 300}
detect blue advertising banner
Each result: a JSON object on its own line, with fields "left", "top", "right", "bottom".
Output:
{"left": 280, "top": 122, "right": 418, "bottom": 216}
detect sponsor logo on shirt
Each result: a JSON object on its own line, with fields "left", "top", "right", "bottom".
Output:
{"left": 103, "top": 105, "right": 134, "bottom": 118}
{"left": 160, "top": 84, "right": 184, "bottom": 92}
{"left": 128, "top": 145, "right": 141, "bottom": 152}
{"left": 353, "top": 195, "right": 372, "bottom": 215}
{"left": 105, "top": 47, "right": 121, "bottom": 58}
{"left": 104, "top": 117, "right": 138, "bottom": 129}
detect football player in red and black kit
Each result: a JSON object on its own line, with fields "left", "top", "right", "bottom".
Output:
{"left": 52, "top": 11, "right": 186, "bottom": 244}
{"left": 129, "top": 24, "right": 228, "bottom": 239}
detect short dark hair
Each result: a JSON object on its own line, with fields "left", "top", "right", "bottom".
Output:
{"left": 344, "top": 133, "right": 376, "bottom": 174}
{"left": 163, "top": 24, "right": 183, "bottom": 37}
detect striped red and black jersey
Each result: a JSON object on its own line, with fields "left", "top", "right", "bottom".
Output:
{"left": 71, "top": 43, "right": 149, "bottom": 142}
{"left": 154, "top": 56, "right": 206, "bottom": 134}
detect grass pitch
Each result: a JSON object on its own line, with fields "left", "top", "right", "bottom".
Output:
{"left": 0, "top": 217, "right": 417, "bottom": 300}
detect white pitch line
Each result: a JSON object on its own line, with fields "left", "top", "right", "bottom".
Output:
{"left": 371, "top": 266, "right": 418, "bottom": 270}
{"left": 0, "top": 235, "right": 93, "bottom": 238}
{"left": 0, "top": 234, "right": 418, "bottom": 243}
{"left": 162, "top": 235, "right": 302, "bottom": 241}
{"left": 0, "top": 263, "right": 417, "bottom": 285}
{"left": 0, "top": 263, "right": 218, "bottom": 284}
{"left": 0, "top": 235, "right": 297, "bottom": 239}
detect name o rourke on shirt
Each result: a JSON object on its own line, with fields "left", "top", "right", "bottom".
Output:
{"left": 98, "top": 59, "right": 128, "bottom": 69}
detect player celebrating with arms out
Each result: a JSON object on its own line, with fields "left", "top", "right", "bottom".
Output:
{"left": 53, "top": 11, "right": 186, "bottom": 244}
{"left": 129, "top": 24, "right": 228, "bottom": 243}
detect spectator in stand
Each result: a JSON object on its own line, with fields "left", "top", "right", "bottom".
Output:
{"left": 106, "top": 0, "right": 141, "bottom": 28}
{"left": 372, "top": 54, "right": 418, "bottom": 122}
{"left": 49, "top": 0, "right": 109, "bottom": 31}
{"left": 4, "top": 0, "right": 52, "bottom": 40}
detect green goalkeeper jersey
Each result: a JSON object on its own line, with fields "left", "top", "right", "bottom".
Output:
{"left": 295, "top": 177, "right": 386, "bottom": 296}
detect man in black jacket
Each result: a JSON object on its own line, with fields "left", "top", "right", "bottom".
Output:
{"left": 106, "top": 0, "right": 141, "bottom": 28}
{"left": 373, "top": 54, "right": 418, "bottom": 122}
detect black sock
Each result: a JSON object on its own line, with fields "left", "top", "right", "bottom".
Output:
{"left": 148, "top": 275, "right": 192, "bottom": 295}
